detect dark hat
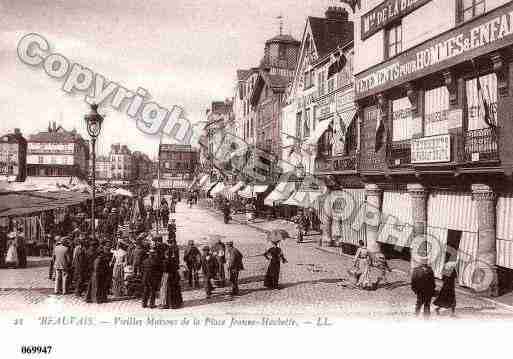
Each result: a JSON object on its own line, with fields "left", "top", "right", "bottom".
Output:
{"left": 202, "top": 246, "right": 210, "bottom": 252}
{"left": 226, "top": 241, "right": 234, "bottom": 246}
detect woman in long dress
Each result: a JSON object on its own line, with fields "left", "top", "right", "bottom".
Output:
{"left": 5, "top": 235, "right": 18, "bottom": 268}
{"left": 111, "top": 243, "right": 128, "bottom": 297}
{"left": 264, "top": 240, "right": 287, "bottom": 289}
{"left": 159, "top": 248, "right": 183, "bottom": 309}
{"left": 353, "top": 240, "right": 372, "bottom": 289}
{"left": 434, "top": 262, "right": 457, "bottom": 316}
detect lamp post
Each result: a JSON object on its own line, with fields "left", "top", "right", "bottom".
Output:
{"left": 84, "top": 104, "right": 104, "bottom": 242}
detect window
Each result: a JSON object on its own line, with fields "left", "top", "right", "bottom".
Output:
{"left": 392, "top": 97, "right": 419, "bottom": 141}
{"left": 385, "top": 22, "right": 402, "bottom": 59}
{"left": 459, "top": 0, "right": 485, "bottom": 22}
{"left": 466, "top": 73, "right": 497, "bottom": 130}
{"left": 38, "top": 156, "right": 44, "bottom": 164}
{"left": 279, "top": 46, "right": 287, "bottom": 59}
{"left": 318, "top": 71, "right": 325, "bottom": 96}
{"left": 328, "top": 78, "right": 335, "bottom": 93}
{"left": 303, "top": 109, "right": 311, "bottom": 138}
{"left": 424, "top": 86, "right": 450, "bottom": 136}
{"left": 296, "top": 112, "right": 302, "bottom": 139}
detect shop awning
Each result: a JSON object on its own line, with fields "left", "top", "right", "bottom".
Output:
{"left": 238, "top": 185, "right": 268, "bottom": 198}
{"left": 306, "top": 119, "right": 332, "bottom": 146}
{"left": 199, "top": 174, "right": 209, "bottom": 187}
{"left": 206, "top": 182, "right": 220, "bottom": 197}
{"left": 264, "top": 182, "right": 296, "bottom": 207}
{"left": 210, "top": 182, "right": 225, "bottom": 197}
{"left": 229, "top": 181, "right": 245, "bottom": 193}
{"left": 283, "top": 191, "right": 323, "bottom": 208}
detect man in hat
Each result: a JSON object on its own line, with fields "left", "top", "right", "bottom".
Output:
{"left": 133, "top": 235, "right": 147, "bottom": 276}
{"left": 200, "top": 246, "right": 218, "bottom": 298}
{"left": 411, "top": 260, "right": 436, "bottom": 317}
{"left": 72, "top": 236, "right": 88, "bottom": 297}
{"left": 53, "top": 236, "right": 71, "bottom": 295}
{"left": 141, "top": 249, "right": 161, "bottom": 308}
{"left": 167, "top": 218, "right": 177, "bottom": 242}
{"left": 214, "top": 239, "right": 226, "bottom": 287}
{"left": 226, "top": 241, "right": 244, "bottom": 296}
{"left": 183, "top": 240, "right": 201, "bottom": 288}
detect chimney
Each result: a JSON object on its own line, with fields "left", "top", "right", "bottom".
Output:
{"left": 325, "top": 6, "right": 348, "bottom": 21}
{"left": 14, "top": 128, "right": 21, "bottom": 135}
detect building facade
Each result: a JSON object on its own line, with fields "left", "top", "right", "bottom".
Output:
{"left": 109, "top": 143, "right": 133, "bottom": 182}
{"left": 93, "top": 155, "right": 111, "bottom": 180}
{"left": 26, "top": 123, "right": 89, "bottom": 179}
{"left": 0, "top": 128, "right": 27, "bottom": 182}
{"left": 353, "top": 0, "right": 513, "bottom": 295}
{"left": 158, "top": 144, "right": 199, "bottom": 194}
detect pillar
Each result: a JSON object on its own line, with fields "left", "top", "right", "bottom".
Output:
{"left": 472, "top": 184, "right": 499, "bottom": 297}
{"left": 408, "top": 183, "right": 428, "bottom": 268}
{"left": 365, "top": 183, "right": 382, "bottom": 253}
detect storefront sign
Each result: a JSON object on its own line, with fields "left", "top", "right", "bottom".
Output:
{"left": 362, "top": 0, "right": 431, "bottom": 40}
{"left": 356, "top": 2, "right": 513, "bottom": 99}
{"left": 411, "top": 134, "right": 450, "bottom": 163}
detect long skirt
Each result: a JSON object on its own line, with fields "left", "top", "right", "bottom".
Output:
{"left": 88, "top": 273, "right": 106, "bottom": 303}
{"left": 112, "top": 264, "right": 125, "bottom": 297}
{"left": 5, "top": 244, "right": 18, "bottom": 266}
{"left": 264, "top": 261, "right": 280, "bottom": 289}
{"left": 159, "top": 272, "right": 183, "bottom": 308}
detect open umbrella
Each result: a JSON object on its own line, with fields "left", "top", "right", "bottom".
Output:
{"left": 266, "top": 229, "right": 289, "bottom": 243}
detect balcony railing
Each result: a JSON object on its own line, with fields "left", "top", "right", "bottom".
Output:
{"left": 387, "top": 140, "right": 411, "bottom": 167}
{"left": 463, "top": 127, "right": 499, "bottom": 163}
{"left": 315, "top": 153, "right": 358, "bottom": 173}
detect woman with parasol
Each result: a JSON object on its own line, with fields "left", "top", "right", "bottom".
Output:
{"left": 263, "top": 231, "right": 288, "bottom": 289}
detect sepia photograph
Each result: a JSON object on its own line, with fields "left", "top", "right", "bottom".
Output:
{"left": 2, "top": 0, "right": 513, "bottom": 357}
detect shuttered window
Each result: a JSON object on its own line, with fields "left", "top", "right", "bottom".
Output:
{"left": 466, "top": 73, "right": 497, "bottom": 130}
{"left": 424, "top": 86, "right": 450, "bottom": 136}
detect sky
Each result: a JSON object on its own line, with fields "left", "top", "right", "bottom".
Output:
{"left": 0, "top": 0, "right": 350, "bottom": 159}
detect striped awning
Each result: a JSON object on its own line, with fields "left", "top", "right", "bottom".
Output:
{"left": 330, "top": 189, "right": 366, "bottom": 246}
{"left": 497, "top": 195, "right": 513, "bottom": 269}
{"left": 264, "top": 182, "right": 295, "bottom": 207}
{"left": 210, "top": 182, "right": 225, "bottom": 197}
{"left": 427, "top": 191, "right": 478, "bottom": 286}
{"left": 238, "top": 185, "right": 268, "bottom": 198}
{"left": 283, "top": 191, "right": 323, "bottom": 208}
{"left": 229, "top": 181, "right": 245, "bottom": 193}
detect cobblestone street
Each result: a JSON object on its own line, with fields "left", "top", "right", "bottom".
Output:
{"left": 1, "top": 202, "right": 511, "bottom": 322}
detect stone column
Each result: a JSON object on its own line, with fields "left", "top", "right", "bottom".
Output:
{"left": 408, "top": 184, "right": 428, "bottom": 268}
{"left": 365, "top": 183, "right": 382, "bottom": 254}
{"left": 472, "top": 184, "right": 499, "bottom": 297}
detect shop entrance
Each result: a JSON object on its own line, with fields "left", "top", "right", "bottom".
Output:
{"left": 445, "top": 229, "right": 462, "bottom": 263}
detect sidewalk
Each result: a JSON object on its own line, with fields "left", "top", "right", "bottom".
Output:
{"left": 214, "top": 206, "right": 513, "bottom": 312}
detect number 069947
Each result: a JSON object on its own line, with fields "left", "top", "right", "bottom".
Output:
{"left": 20, "top": 345, "right": 53, "bottom": 354}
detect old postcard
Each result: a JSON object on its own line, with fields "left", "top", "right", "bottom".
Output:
{"left": 2, "top": 0, "right": 513, "bottom": 357}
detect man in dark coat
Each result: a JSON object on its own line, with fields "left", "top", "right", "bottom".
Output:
{"left": 84, "top": 240, "right": 100, "bottom": 302}
{"left": 411, "top": 261, "right": 436, "bottom": 317}
{"left": 132, "top": 239, "right": 146, "bottom": 276}
{"left": 183, "top": 240, "right": 201, "bottom": 288}
{"left": 72, "top": 237, "right": 88, "bottom": 297}
{"left": 214, "top": 240, "right": 226, "bottom": 286}
{"left": 201, "top": 246, "right": 218, "bottom": 298}
{"left": 0, "top": 227, "right": 7, "bottom": 268}
{"left": 167, "top": 219, "right": 177, "bottom": 242}
{"left": 141, "top": 249, "right": 162, "bottom": 308}
{"left": 226, "top": 241, "right": 244, "bottom": 296}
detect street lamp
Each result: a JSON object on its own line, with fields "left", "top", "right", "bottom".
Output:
{"left": 84, "top": 103, "right": 104, "bottom": 242}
